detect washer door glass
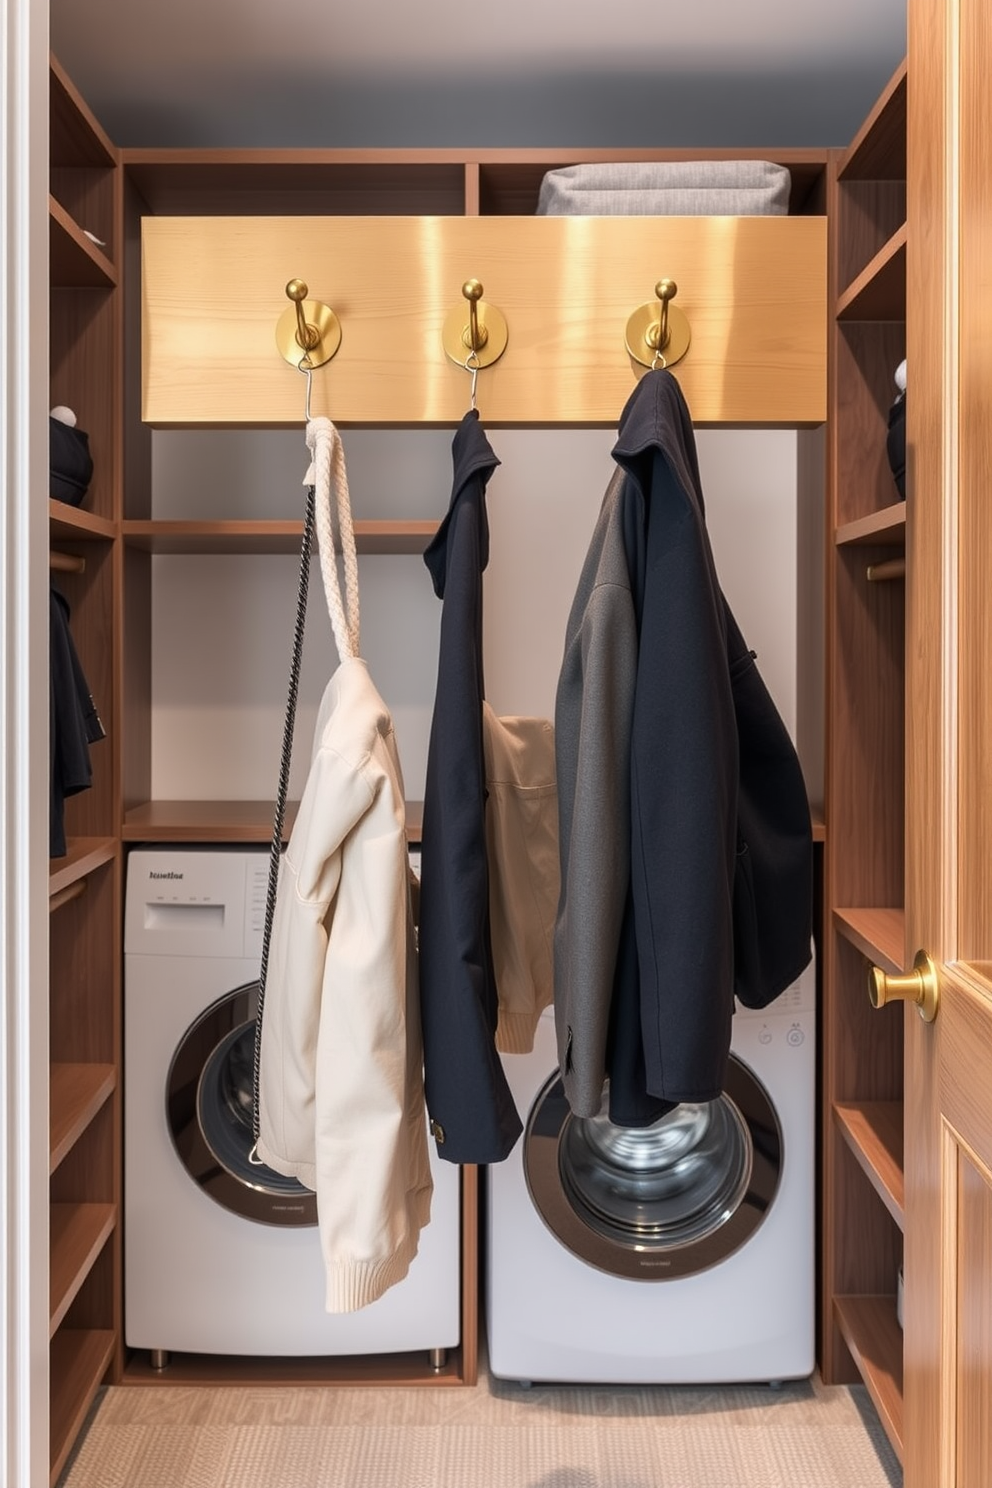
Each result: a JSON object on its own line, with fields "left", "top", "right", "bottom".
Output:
{"left": 166, "top": 983, "right": 317, "bottom": 1226}
{"left": 524, "top": 1054, "right": 781, "bottom": 1280}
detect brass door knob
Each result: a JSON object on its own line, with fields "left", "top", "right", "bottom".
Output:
{"left": 868, "top": 949, "right": 939, "bottom": 1023}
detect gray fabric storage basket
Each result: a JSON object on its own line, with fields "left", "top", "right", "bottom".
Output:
{"left": 536, "top": 160, "right": 791, "bottom": 216}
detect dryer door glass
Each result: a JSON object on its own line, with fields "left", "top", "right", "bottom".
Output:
{"left": 167, "top": 984, "right": 318, "bottom": 1226}
{"left": 561, "top": 1096, "right": 751, "bottom": 1249}
{"left": 523, "top": 1054, "right": 781, "bottom": 1280}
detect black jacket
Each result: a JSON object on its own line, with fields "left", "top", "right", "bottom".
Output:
{"left": 417, "top": 412, "right": 523, "bottom": 1164}
{"left": 50, "top": 586, "right": 105, "bottom": 858}
{"left": 607, "top": 370, "right": 813, "bottom": 1123}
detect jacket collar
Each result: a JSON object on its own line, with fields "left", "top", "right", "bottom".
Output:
{"left": 611, "top": 369, "right": 706, "bottom": 515}
{"left": 423, "top": 410, "right": 500, "bottom": 598}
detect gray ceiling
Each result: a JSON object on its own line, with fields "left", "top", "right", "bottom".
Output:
{"left": 50, "top": 1, "right": 907, "bottom": 150}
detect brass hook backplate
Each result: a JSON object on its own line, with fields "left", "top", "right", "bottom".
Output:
{"left": 625, "top": 279, "right": 691, "bottom": 370}
{"left": 275, "top": 278, "right": 342, "bottom": 369}
{"left": 442, "top": 279, "right": 508, "bottom": 369}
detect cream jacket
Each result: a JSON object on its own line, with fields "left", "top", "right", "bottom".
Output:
{"left": 256, "top": 655, "right": 432, "bottom": 1313}
{"left": 256, "top": 418, "right": 431, "bottom": 1314}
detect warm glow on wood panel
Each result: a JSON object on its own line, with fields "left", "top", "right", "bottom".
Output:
{"left": 142, "top": 214, "right": 826, "bottom": 428}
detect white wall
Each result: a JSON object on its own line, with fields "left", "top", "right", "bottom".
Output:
{"left": 150, "top": 425, "right": 798, "bottom": 805}
{"left": 2, "top": 1, "right": 56, "bottom": 1483}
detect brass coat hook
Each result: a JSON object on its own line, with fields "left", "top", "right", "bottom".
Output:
{"left": 442, "top": 279, "right": 508, "bottom": 369}
{"left": 275, "top": 278, "right": 342, "bottom": 369}
{"left": 625, "top": 278, "right": 691, "bottom": 370}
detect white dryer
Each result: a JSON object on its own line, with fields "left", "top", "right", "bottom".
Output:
{"left": 124, "top": 846, "right": 461, "bottom": 1364}
{"left": 487, "top": 962, "right": 815, "bottom": 1385}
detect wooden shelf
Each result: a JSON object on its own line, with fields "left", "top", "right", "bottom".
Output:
{"left": 49, "top": 1064, "right": 116, "bottom": 1173}
{"left": 838, "top": 62, "right": 910, "bottom": 180}
{"left": 834, "top": 1295, "right": 904, "bottom": 1464}
{"left": 49, "top": 197, "right": 117, "bottom": 288}
{"left": 837, "top": 224, "right": 906, "bottom": 322}
{"left": 833, "top": 1101, "right": 904, "bottom": 1228}
{"left": 833, "top": 906, "right": 905, "bottom": 974}
{"left": 50, "top": 1328, "right": 116, "bottom": 1485}
{"left": 49, "top": 501, "right": 117, "bottom": 543}
{"left": 50, "top": 1203, "right": 117, "bottom": 1336}
{"left": 838, "top": 62, "right": 908, "bottom": 182}
{"left": 835, "top": 502, "right": 906, "bottom": 548}
{"left": 122, "top": 799, "right": 425, "bottom": 843}
{"left": 122, "top": 799, "right": 293, "bottom": 844}
{"left": 49, "top": 836, "right": 117, "bottom": 897}
{"left": 476, "top": 149, "right": 827, "bottom": 216}
{"left": 123, "top": 153, "right": 472, "bottom": 216}
{"left": 122, "top": 519, "right": 438, "bottom": 556}
{"left": 121, "top": 146, "right": 827, "bottom": 219}
{"left": 49, "top": 56, "right": 116, "bottom": 168}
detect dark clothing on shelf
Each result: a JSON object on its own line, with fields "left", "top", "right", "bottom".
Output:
{"left": 50, "top": 586, "right": 105, "bottom": 858}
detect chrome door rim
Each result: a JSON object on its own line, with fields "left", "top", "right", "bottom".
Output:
{"left": 166, "top": 983, "right": 317, "bottom": 1226}
{"left": 523, "top": 1054, "right": 782, "bottom": 1280}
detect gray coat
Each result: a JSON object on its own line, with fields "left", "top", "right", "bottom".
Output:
{"left": 553, "top": 469, "right": 638, "bottom": 1115}
{"left": 555, "top": 370, "right": 812, "bottom": 1128}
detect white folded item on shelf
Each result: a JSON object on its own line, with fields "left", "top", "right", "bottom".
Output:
{"left": 536, "top": 160, "right": 791, "bottom": 216}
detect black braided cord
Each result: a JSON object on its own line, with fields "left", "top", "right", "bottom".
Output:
{"left": 251, "top": 485, "right": 316, "bottom": 1147}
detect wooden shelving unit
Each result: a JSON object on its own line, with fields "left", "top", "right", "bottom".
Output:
{"left": 119, "top": 136, "right": 828, "bottom": 841}
{"left": 50, "top": 1329, "right": 117, "bottom": 1480}
{"left": 834, "top": 1294, "right": 904, "bottom": 1455}
{"left": 48, "top": 53, "right": 124, "bottom": 1485}
{"left": 821, "top": 57, "right": 907, "bottom": 1466}
{"left": 833, "top": 905, "right": 904, "bottom": 973}
{"left": 835, "top": 502, "right": 906, "bottom": 548}
{"left": 47, "top": 46, "right": 834, "bottom": 1440}
{"left": 50, "top": 1203, "right": 118, "bottom": 1334}
{"left": 49, "top": 1064, "right": 117, "bottom": 1173}
{"left": 50, "top": 499, "right": 117, "bottom": 544}
{"left": 120, "top": 799, "right": 424, "bottom": 843}
{"left": 121, "top": 518, "right": 438, "bottom": 555}
{"left": 835, "top": 223, "right": 906, "bottom": 322}
{"left": 833, "top": 1102, "right": 904, "bottom": 1225}
{"left": 120, "top": 146, "right": 829, "bottom": 219}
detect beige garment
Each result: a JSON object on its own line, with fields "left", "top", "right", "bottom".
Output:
{"left": 482, "top": 703, "right": 559, "bottom": 1055}
{"left": 256, "top": 658, "right": 432, "bottom": 1315}
{"left": 257, "top": 421, "right": 430, "bottom": 1315}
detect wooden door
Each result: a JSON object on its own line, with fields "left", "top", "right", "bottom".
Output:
{"left": 902, "top": 1, "right": 992, "bottom": 1483}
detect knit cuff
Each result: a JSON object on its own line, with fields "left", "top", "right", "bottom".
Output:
{"left": 325, "top": 1235, "right": 420, "bottom": 1314}
{"left": 495, "top": 1005, "right": 547, "bottom": 1055}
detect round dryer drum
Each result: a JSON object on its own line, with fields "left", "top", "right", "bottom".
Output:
{"left": 166, "top": 983, "right": 317, "bottom": 1226}
{"left": 523, "top": 1054, "right": 782, "bottom": 1280}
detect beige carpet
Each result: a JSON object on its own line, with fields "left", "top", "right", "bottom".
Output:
{"left": 59, "top": 1363, "right": 902, "bottom": 1488}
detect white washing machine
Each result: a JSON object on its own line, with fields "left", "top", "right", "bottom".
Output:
{"left": 487, "top": 961, "right": 815, "bottom": 1385}
{"left": 124, "top": 846, "right": 461, "bottom": 1364}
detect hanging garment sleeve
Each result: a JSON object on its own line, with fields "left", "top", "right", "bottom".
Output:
{"left": 254, "top": 418, "right": 431, "bottom": 1312}
{"left": 252, "top": 415, "right": 359, "bottom": 1147}
{"left": 418, "top": 410, "right": 524, "bottom": 1164}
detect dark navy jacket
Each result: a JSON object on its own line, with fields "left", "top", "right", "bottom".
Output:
{"left": 417, "top": 412, "right": 523, "bottom": 1164}
{"left": 50, "top": 586, "right": 105, "bottom": 858}
{"left": 606, "top": 370, "right": 813, "bottom": 1124}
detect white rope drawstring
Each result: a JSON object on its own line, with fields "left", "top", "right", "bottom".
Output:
{"left": 306, "top": 417, "right": 360, "bottom": 662}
